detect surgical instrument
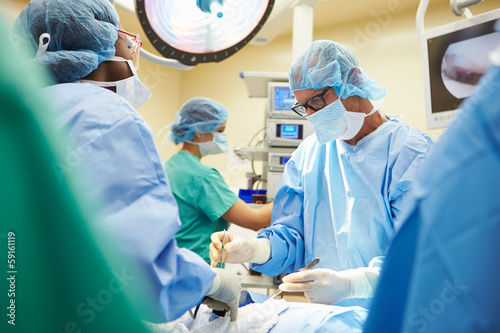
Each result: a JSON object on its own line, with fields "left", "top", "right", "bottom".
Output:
{"left": 218, "top": 229, "right": 226, "bottom": 269}
{"left": 267, "top": 257, "right": 321, "bottom": 301}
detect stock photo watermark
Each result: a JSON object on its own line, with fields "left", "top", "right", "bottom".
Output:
{"left": 345, "top": 0, "right": 404, "bottom": 54}
{"left": 5, "top": 231, "right": 16, "bottom": 326}
{"left": 51, "top": 267, "right": 135, "bottom": 333}
{"left": 140, "top": 63, "right": 171, "bottom": 92}
{"left": 405, "top": 277, "right": 467, "bottom": 332}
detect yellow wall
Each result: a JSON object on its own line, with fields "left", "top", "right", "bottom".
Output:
{"left": 5, "top": 0, "right": 500, "bottom": 189}
{"left": 134, "top": 1, "right": 498, "bottom": 189}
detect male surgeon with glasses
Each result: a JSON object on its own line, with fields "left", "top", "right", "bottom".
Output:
{"left": 211, "top": 40, "right": 433, "bottom": 311}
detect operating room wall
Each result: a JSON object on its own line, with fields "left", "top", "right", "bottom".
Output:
{"left": 148, "top": 1, "right": 499, "bottom": 190}
{"left": 6, "top": 1, "right": 498, "bottom": 191}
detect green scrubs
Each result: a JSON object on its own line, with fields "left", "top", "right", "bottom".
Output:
{"left": 0, "top": 20, "right": 148, "bottom": 333}
{"left": 165, "top": 150, "right": 238, "bottom": 263}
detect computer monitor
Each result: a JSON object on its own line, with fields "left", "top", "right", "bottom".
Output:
{"left": 267, "top": 81, "right": 300, "bottom": 119}
{"left": 421, "top": 9, "right": 500, "bottom": 129}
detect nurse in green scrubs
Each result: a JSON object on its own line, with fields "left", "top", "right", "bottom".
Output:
{"left": 164, "top": 97, "right": 272, "bottom": 263}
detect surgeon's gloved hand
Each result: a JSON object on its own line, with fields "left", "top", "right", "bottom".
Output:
{"left": 209, "top": 232, "right": 271, "bottom": 266}
{"left": 279, "top": 267, "right": 380, "bottom": 305}
{"left": 205, "top": 267, "right": 241, "bottom": 321}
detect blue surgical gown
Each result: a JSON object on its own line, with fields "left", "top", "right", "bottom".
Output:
{"left": 364, "top": 64, "right": 500, "bottom": 332}
{"left": 251, "top": 119, "right": 432, "bottom": 306}
{"left": 44, "top": 82, "right": 216, "bottom": 322}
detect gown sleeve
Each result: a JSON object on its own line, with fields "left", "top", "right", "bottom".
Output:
{"left": 250, "top": 157, "right": 306, "bottom": 276}
{"left": 49, "top": 84, "right": 216, "bottom": 322}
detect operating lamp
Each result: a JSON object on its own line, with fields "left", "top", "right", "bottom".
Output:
{"left": 132, "top": 0, "right": 275, "bottom": 67}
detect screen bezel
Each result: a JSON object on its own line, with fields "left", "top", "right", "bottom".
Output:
{"left": 421, "top": 9, "right": 500, "bottom": 129}
{"left": 268, "top": 81, "right": 301, "bottom": 118}
{"left": 276, "top": 123, "right": 303, "bottom": 140}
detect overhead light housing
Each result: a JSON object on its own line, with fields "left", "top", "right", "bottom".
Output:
{"left": 135, "top": 0, "right": 275, "bottom": 66}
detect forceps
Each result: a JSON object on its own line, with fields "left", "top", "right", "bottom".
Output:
{"left": 267, "top": 257, "right": 321, "bottom": 301}
{"left": 218, "top": 229, "right": 226, "bottom": 268}
{"left": 190, "top": 230, "right": 227, "bottom": 319}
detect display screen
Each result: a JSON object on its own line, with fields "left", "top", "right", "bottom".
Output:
{"left": 427, "top": 20, "right": 500, "bottom": 114}
{"left": 279, "top": 124, "right": 299, "bottom": 138}
{"left": 280, "top": 156, "right": 291, "bottom": 165}
{"left": 274, "top": 86, "right": 295, "bottom": 110}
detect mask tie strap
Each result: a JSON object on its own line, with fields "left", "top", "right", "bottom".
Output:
{"left": 338, "top": 72, "right": 349, "bottom": 99}
{"left": 36, "top": 33, "right": 51, "bottom": 56}
{"left": 106, "top": 56, "right": 127, "bottom": 62}
{"left": 366, "top": 99, "right": 386, "bottom": 118}
{"left": 157, "top": 125, "right": 171, "bottom": 150}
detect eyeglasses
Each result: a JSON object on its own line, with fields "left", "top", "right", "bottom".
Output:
{"left": 291, "top": 87, "right": 332, "bottom": 117}
{"left": 118, "top": 28, "right": 143, "bottom": 69}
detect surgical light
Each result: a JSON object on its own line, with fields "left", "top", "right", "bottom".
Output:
{"left": 135, "top": 0, "right": 275, "bottom": 66}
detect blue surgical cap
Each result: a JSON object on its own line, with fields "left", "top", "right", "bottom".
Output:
{"left": 289, "top": 40, "right": 386, "bottom": 100}
{"left": 169, "top": 97, "right": 229, "bottom": 145}
{"left": 12, "top": 0, "right": 119, "bottom": 83}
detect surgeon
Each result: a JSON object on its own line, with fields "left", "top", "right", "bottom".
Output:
{"left": 364, "top": 29, "right": 500, "bottom": 332}
{"left": 0, "top": 10, "right": 149, "bottom": 331}
{"left": 164, "top": 97, "right": 272, "bottom": 264}
{"left": 210, "top": 40, "right": 432, "bottom": 308}
{"left": 12, "top": 0, "right": 240, "bottom": 322}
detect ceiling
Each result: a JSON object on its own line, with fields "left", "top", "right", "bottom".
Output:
{"left": 8, "top": 0, "right": 497, "bottom": 55}
{"left": 260, "top": 0, "right": 497, "bottom": 39}
{"left": 301, "top": 0, "right": 418, "bottom": 29}
{"left": 9, "top": 0, "right": 494, "bottom": 33}
{"left": 8, "top": 0, "right": 420, "bottom": 26}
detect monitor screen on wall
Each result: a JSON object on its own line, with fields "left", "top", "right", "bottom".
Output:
{"left": 421, "top": 9, "right": 500, "bottom": 129}
{"left": 267, "top": 82, "right": 299, "bottom": 119}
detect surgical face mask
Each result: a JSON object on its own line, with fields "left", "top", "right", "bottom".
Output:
{"left": 77, "top": 56, "right": 151, "bottom": 109}
{"left": 337, "top": 102, "right": 383, "bottom": 141}
{"left": 307, "top": 99, "right": 345, "bottom": 145}
{"left": 189, "top": 132, "right": 228, "bottom": 157}
{"left": 306, "top": 75, "right": 383, "bottom": 144}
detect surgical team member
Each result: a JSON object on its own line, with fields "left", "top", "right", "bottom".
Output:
{"left": 13, "top": 0, "right": 240, "bottom": 322}
{"left": 364, "top": 36, "right": 500, "bottom": 333}
{"left": 0, "top": 14, "right": 148, "bottom": 332}
{"left": 211, "top": 40, "right": 432, "bottom": 308}
{"left": 165, "top": 97, "right": 272, "bottom": 264}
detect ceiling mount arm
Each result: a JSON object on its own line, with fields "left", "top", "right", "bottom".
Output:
{"left": 416, "top": 0, "right": 430, "bottom": 35}
{"left": 140, "top": 49, "right": 194, "bottom": 70}
{"left": 450, "top": 0, "right": 484, "bottom": 17}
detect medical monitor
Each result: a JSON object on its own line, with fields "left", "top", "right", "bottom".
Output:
{"left": 421, "top": 9, "right": 500, "bottom": 129}
{"left": 268, "top": 152, "right": 293, "bottom": 172}
{"left": 267, "top": 82, "right": 300, "bottom": 119}
{"left": 266, "top": 118, "right": 314, "bottom": 147}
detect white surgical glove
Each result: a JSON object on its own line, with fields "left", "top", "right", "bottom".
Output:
{"left": 279, "top": 267, "right": 380, "bottom": 305}
{"left": 209, "top": 232, "right": 271, "bottom": 266}
{"left": 205, "top": 267, "right": 241, "bottom": 321}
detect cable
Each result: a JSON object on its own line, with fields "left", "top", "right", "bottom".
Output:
{"left": 248, "top": 127, "right": 267, "bottom": 147}
{"left": 248, "top": 127, "right": 267, "bottom": 186}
